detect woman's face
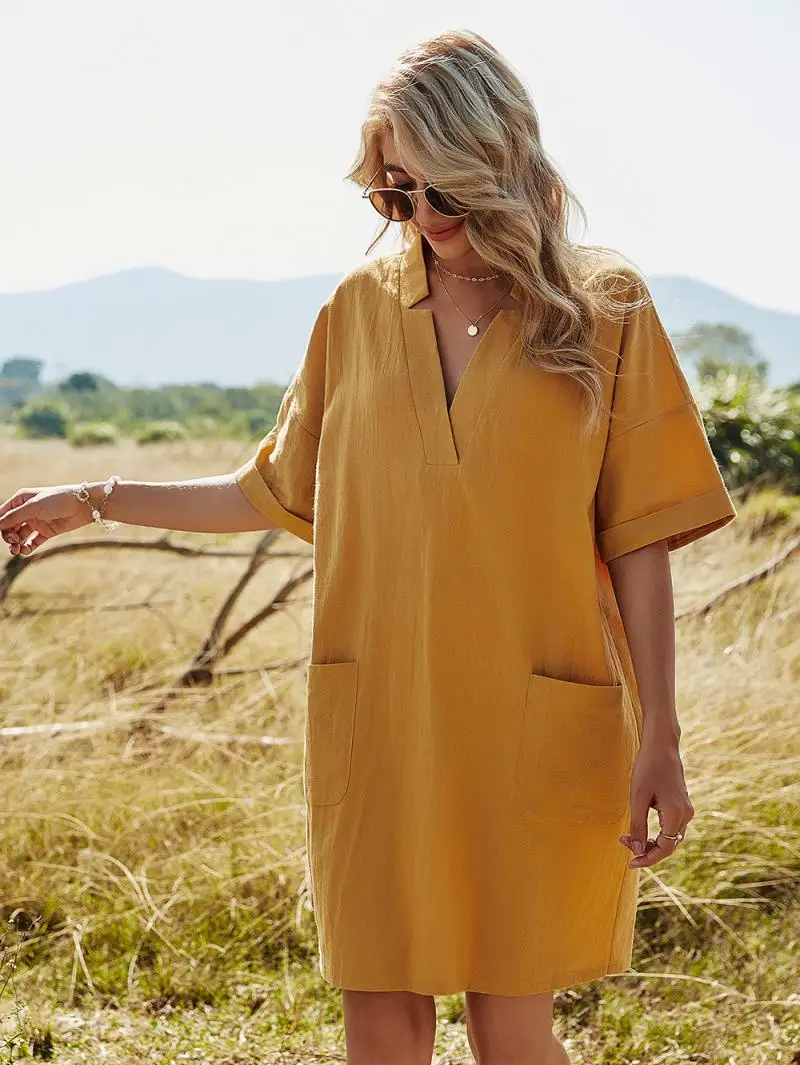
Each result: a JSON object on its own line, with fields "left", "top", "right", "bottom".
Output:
{"left": 379, "top": 129, "right": 473, "bottom": 260}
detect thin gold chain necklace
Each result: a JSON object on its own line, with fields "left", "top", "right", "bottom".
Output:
{"left": 435, "top": 257, "right": 501, "bottom": 282}
{"left": 434, "top": 257, "right": 512, "bottom": 337}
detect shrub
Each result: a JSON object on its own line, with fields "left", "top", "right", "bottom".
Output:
{"left": 244, "top": 412, "right": 275, "bottom": 439}
{"left": 69, "top": 422, "right": 120, "bottom": 447}
{"left": 14, "top": 399, "right": 71, "bottom": 439}
{"left": 698, "top": 370, "right": 800, "bottom": 494}
{"left": 227, "top": 410, "right": 276, "bottom": 440}
{"left": 135, "top": 421, "right": 189, "bottom": 445}
{"left": 187, "top": 416, "right": 221, "bottom": 439}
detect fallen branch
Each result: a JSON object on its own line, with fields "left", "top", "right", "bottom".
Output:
{"left": 728, "top": 471, "right": 795, "bottom": 501}
{"left": 2, "top": 595, "right": 177, "bottom": 618}
{"left": 676, "top": 534, "right": 799, "bottom": 620}
{"left": 155, "top": 725, "right": 299, "bottom": 747}
{"left": 1, "top": 717, "right": 142, "bottom": 738}
{"left": 0, "top": 529, "right": 308, "bottom": 602}
{"left": 0, "top": 717, "right": 300, "bottom": 747}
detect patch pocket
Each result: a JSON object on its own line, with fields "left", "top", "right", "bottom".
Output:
{"left": 514, "top": 672, "right": 635, "bottom": 825}
{"left": 304, "top": 660, "right": 359, "bottom": 806}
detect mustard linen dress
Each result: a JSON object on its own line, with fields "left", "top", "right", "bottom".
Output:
{"left": 234, "top": 231, "right": 737, "bottom": 996}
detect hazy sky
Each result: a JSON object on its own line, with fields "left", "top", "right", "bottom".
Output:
{"left": 1, "top": 1, "right": 797, "bottom": 312}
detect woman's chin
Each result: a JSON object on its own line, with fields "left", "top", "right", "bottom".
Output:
{"left": 422, "top": 231, "right": 473, "bottom": 260}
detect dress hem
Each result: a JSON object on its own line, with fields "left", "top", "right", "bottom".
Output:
{"left": 317, "top": 956, "right": 637, "bottom": 998}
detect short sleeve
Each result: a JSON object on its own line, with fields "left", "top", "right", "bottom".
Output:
{"left": 595, "top": 273, "right": 737, "bottom": 564}
{"left": 233, "top": 301, "right": 329, "bottom": 545}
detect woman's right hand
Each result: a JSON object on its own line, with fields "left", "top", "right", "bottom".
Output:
{"left": 0, "top": 485, "right": 94, "bottom": 556}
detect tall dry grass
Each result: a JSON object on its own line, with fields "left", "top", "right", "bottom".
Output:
{"left": 0, "top": 438, "right": 798, "bottom": 1062}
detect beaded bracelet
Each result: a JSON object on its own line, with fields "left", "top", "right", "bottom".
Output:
{"left": 73, "top": 474, "right": 122, "bottom": 531}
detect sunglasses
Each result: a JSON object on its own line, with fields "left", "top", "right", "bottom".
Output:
{"left": 362, "top": 164, "right": 468, "bottom": 223}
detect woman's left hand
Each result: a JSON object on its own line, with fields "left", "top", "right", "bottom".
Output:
{"left": 618, "top": 737, "right": 694, "bottom": 868}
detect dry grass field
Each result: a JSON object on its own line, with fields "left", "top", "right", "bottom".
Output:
{"left": 1, "top": 436, "right": 798, "bottom": 1064}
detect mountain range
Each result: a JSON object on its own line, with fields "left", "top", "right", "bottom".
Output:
{"left": 0, "top": 266, "right": 796, "bottom": 389}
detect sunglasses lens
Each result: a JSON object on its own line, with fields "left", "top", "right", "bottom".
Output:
{"left": 368, "top": 189, "right": 414, "bottom": 221}
{"left": 425, "top": 186, "right": 466, "bottom": 217}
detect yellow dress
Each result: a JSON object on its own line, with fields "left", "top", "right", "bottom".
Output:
{"left": 234, "top": 231, "right": 737, "bottom": 996}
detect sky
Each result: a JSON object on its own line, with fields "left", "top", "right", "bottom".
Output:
{"left": 1, "top": 0, "right": 798, "bottom": 313}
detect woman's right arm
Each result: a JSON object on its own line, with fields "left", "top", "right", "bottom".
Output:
{"left": 0, "top": 474, "right": 276, "bottom": 556}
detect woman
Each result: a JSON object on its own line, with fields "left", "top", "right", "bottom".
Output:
{"left": 1, "top": 30, "right": 736, "bottom": 1065}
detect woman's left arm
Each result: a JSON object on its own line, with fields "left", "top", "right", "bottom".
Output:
{"left": 607, "top": 539, "right": 695, "bottom": 868}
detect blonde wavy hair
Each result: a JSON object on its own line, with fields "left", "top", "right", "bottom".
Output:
{"left": 346, "top": 29, "right": 653, "bottom": 708}
{"left": 345, "top": 29, "right": 651, "bottom": 439}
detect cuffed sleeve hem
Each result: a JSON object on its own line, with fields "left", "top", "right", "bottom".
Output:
{"left": 234, "top": 456, "right": 314, "bottom": 545}
{"left": 596, "top": 487, "right": 736, "bottom": 564}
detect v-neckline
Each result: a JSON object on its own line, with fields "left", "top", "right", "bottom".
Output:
{"left": 397, "top": 233, "right": 522, "bottom": 467}
{"left": 423, "top": 306, "right": 508, "bottom": 416}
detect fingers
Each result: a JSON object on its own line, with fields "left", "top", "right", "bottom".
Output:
{"left": 3, "top": 521, "right": 52, "bottom": 557}
{"left": 619, "top": 821, "right": 688, "bottom": 868}
{"left": 621, "top": 789, "right": 694, "bottom": 868}
{"left": 3, "top": 487, "right": 88, "bottom": 555}
{"left": 617, "top": 830, "right": 677, "bottom": 864}
{"left": 1, "top": 509, "right": 36, "bottom": 547}
{"left": 627, "top": 828, "right": 682, "bottom": 868}
{"left": 0, "top": 490, "right": 36, "bottom": 526}
{"left": 625, "top": 806, "right": 650, "bottom": 859}
{"left": 0, "top": 506, "right": 31, "bottom": 533}
{"left": 619, "top": 833, "right": 657, "bottom": 865}
{"left": 4, "top": 522, "right": 38, "bottom": 556}
{"left": 17, "top": 530, "right": 48, "bottom": 555}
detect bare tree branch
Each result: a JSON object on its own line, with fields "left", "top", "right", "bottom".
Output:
{"left": 141, "top": 531, "right": 314, "bottom": 717}
{"left": 213, "top": 561, "right": 314, "bottom": 662}
{"left": 194, "top": 529, "right": 280, "bottom": 668}
{"left": 0, "top": 530, "right": 308, "bottom": 602}
{"left": 676, "top": 535, "right": 799, "bottom": 620}
{"left": 2, "top": 595, "right": 176, "bottom": 618}
{"left": 215, "top": 653, "right": 310, "bottom": 676}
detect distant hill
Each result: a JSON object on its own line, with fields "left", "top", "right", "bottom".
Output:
{"left": 0, "top": 266, "right": 796, "bottom": 388}
{"left": 646, "top": 276, "right": 798, "bottom": 386}
{"left": 0, "top": 269, "right": 341, "bottom": 390}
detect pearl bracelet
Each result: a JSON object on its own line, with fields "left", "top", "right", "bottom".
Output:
{"left": 73, "top": 474, "right": 122, "bottom": 531}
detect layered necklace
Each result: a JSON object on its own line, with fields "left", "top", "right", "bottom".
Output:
{"left": 434, "top": 256, "right": 513, "bottom": 336}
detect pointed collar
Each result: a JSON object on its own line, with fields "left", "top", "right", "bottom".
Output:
{"left": 398, "top": 230, "right": 429, "bottom": 308}
{"left": 398, "top": 229, "right": 524, "bottom": 308}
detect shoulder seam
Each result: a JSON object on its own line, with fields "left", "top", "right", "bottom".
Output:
{"left": 288, "top": 406, "right": 321, "bottom": 442}
{"left": 607, "top": 400, "right": 697, "bottom": 443}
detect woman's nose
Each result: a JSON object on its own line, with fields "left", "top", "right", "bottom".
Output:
{"left": 413, "top": 192, "right": 438, "bottom": 228}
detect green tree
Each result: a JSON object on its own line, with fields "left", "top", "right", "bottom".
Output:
{"left": 676, "top": 323, "right": 769, "bottom": 383}
{"left": 59, "top": 371, "right": 116, "bottom": 393}
{"left": 0, "top": 356, "right": 45, "bottom": 407}
{"left": 1, "top": 356, "right": 43, "bottom": 383}
{"left": 15, "top": 399, "right": 71, "bottom": 439}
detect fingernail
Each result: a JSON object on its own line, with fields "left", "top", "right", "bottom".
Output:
{"left": 633, "top": 840, "right": 644, "bottom": 856}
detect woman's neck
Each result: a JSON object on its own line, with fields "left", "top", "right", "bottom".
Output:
{"left": 423, "top": 238, "right": 513, "bottom": 308}
{"left": 427, "top": 244, "right": 496, "bottom": 280}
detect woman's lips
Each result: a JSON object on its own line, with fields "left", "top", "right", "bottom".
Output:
{"left": 423, "top": 219, "right": 464, "bottom": 242}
